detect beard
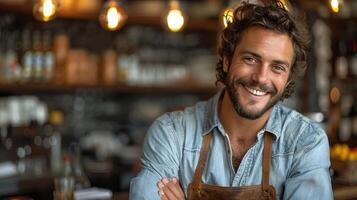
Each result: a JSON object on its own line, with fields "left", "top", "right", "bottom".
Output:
{"left": 225, "top": 76, "right": 283, "bottom": 120}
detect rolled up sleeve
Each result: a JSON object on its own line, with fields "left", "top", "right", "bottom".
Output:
{"left": 283, "top": 125, "right": 333, "bottom": 200}
{"left": 130, "top": 114, "right": 181, "bottom": 200}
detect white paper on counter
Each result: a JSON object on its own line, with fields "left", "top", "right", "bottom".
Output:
{"left": 0, "top": 161, "right": 17, "bottom": 178}
{"left": 74, "top": 187, "right": 112, "bottom": 200}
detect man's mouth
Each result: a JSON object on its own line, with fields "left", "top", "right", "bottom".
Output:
{"left": 244, "top": 86, "right": 268, "bottom": 96}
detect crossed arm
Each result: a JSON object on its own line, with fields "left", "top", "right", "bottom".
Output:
{"left": 130, "top": 114, "right": 333, "bottom": 199}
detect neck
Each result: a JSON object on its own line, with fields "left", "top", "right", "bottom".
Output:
{"left": 218, "top": 90, "right": 272, "bottom": 140}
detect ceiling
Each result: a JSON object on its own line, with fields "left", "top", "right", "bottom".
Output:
{"left": 0, "top": 0, "right": 355, "bottom": 21}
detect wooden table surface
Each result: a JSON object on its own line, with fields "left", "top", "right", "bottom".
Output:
{"left": 333, "top": 184, "right": 357, "bottom": 200}
{"left": 113, "top": 193, "right": 129, "bottom": 200}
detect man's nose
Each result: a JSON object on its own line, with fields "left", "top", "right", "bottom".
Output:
{"left": 251, "top": 64, "right": 269, "bottom": 84}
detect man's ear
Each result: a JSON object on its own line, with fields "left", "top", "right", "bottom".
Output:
{"left": 284, "top": 79, "right": 294, "bottom": 93}
{"left": 223, "top": 56, "right": 229, "bottom": 73}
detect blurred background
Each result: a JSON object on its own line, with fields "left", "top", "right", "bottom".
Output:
{"left": 0, "top": 0, "right": 355, "bottom": 199}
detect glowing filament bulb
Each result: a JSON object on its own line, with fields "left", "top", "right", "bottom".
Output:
{"left": 107, "top": 7, "right": 121, "bottom": 29}
{"left": 99, "top": 0, "right": 127, "bottom": 31}
{"left": 167, "top": 1, "right": 185, "bottom": 32}
{"left": 43, "top": 0, "right": 56, "bottom": 19}
{"left": 331, "top": 0, "right": 339, "bottom": 13}
{"left": 223, "top": 8, "right": 233, "bottom": 28}
{"left": 33, "top": 0, "right": 58, "bottom": 22}
{"left": 279, "top": 0, "right": 290, "bottom": 11}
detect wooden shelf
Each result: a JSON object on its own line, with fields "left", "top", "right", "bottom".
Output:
{"left": 0, "top": 83, "right": 218, "bottom": 95}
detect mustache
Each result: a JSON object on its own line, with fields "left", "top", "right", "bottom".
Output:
{"left": 234, "top": 77, "right": 277, "bottom": 94}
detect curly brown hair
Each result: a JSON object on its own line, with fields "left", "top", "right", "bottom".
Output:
{"left": 216, "top": 1, "right": 310, "bottom": 99}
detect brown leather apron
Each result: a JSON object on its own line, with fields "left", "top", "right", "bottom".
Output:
{"left": 187, "top": 131, "right": 276, "bottom": 200}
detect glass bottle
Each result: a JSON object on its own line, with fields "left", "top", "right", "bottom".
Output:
{"left": 32, "top": 30, "right": 43, "bottom": 80}
{"left": 335, "top": 40, "right": 348, "bottom": 79}
{"left": 71, "top": 143, "right": 90, "bottom": 189}
{"left": 350, "top": 96, "right": 357, "bottom": 138}
{"left": 48, "top": 110, "right": 64, "bottom": 174}
{"left": 54, "top": 154, "right": 75, "bottom": 200}
{"left": 43, "top": 30, "right": 55, "bottom": 81}
{"left": 3, "top": 31, "right": 21, "bottom": 83}
{"left": 339, "top": 95, "right": 353, "bottom": 142}
{"left": 21, "top": 29, "right": 33, "bottom": 82}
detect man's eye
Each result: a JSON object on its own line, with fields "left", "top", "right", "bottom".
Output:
{"left": 272, "top": 65, "right": 286, "bottom": 73}
{"left": 243, "top": 57, "right": 257, "bottom": 64}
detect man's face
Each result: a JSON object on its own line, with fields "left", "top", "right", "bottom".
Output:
{"left": 224, "top": 26, "right": 294, "bottom": 120}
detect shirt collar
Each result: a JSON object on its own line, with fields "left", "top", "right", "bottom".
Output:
{"left": 202, "top": 89, "right": 282, "bottom": 140}
{"left": 202, "top": 89, "right": 224, "bottom": 135}
{"left": 263, "top": 103, "right": 282, "bottom": 140}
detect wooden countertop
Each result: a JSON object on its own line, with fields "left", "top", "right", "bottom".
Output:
{"left": 333, "top": 184, "right": 357, "bottom": 200}
{"left": 113, "top": 193, "right": 129, "bottom": 200}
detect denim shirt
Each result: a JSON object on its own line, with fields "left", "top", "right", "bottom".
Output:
{"left": 130, "top": 91, "right": 333, "bottom": 200}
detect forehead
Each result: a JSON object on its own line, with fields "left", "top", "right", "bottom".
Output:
{"left": 236, "top": 26, "right": 294, "bottom": 64}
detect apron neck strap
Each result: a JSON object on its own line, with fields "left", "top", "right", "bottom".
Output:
{"left": 191, "top": 132, "right": 213, "bottom": 190}
{"left": 262, "top": 131, "right": 273, "bottom": 192}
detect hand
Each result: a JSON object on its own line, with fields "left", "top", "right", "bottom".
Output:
{"left": 157, "top": 177, "right": 185, "bottom": 200}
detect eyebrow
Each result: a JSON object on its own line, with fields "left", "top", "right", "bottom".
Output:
{"left": 239, "top": 50, "right": 291, "bottom": 69}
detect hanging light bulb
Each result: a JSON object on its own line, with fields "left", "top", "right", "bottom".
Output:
{"left": 330, "top": 0, "right": 340, "bottom": 13}
{"left": 33, "top": 0, "right": 58, "bottom": 22}
{"left": 166, "top": 0, "right": 186, "bottom": 32}
{"left": 99, "top": 0, "right": 127, "bottom": 31}
{"left": 279, "top": 0, "right": 291, "bottom": 11}
{"left": 222, "top": 8, "right": 234, "bottom": 28}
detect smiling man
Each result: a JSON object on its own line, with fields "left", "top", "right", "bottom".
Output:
{"left": 130, "top": 1, "right": 333, "bottom": 200}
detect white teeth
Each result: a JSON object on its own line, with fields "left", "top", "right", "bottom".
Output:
{"left": 246, "top": 87, "right": 267, "bottom": 96}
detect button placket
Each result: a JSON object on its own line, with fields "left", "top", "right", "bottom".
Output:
{"left": 224, "top": 134, "right": 235, "bottom": 174}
